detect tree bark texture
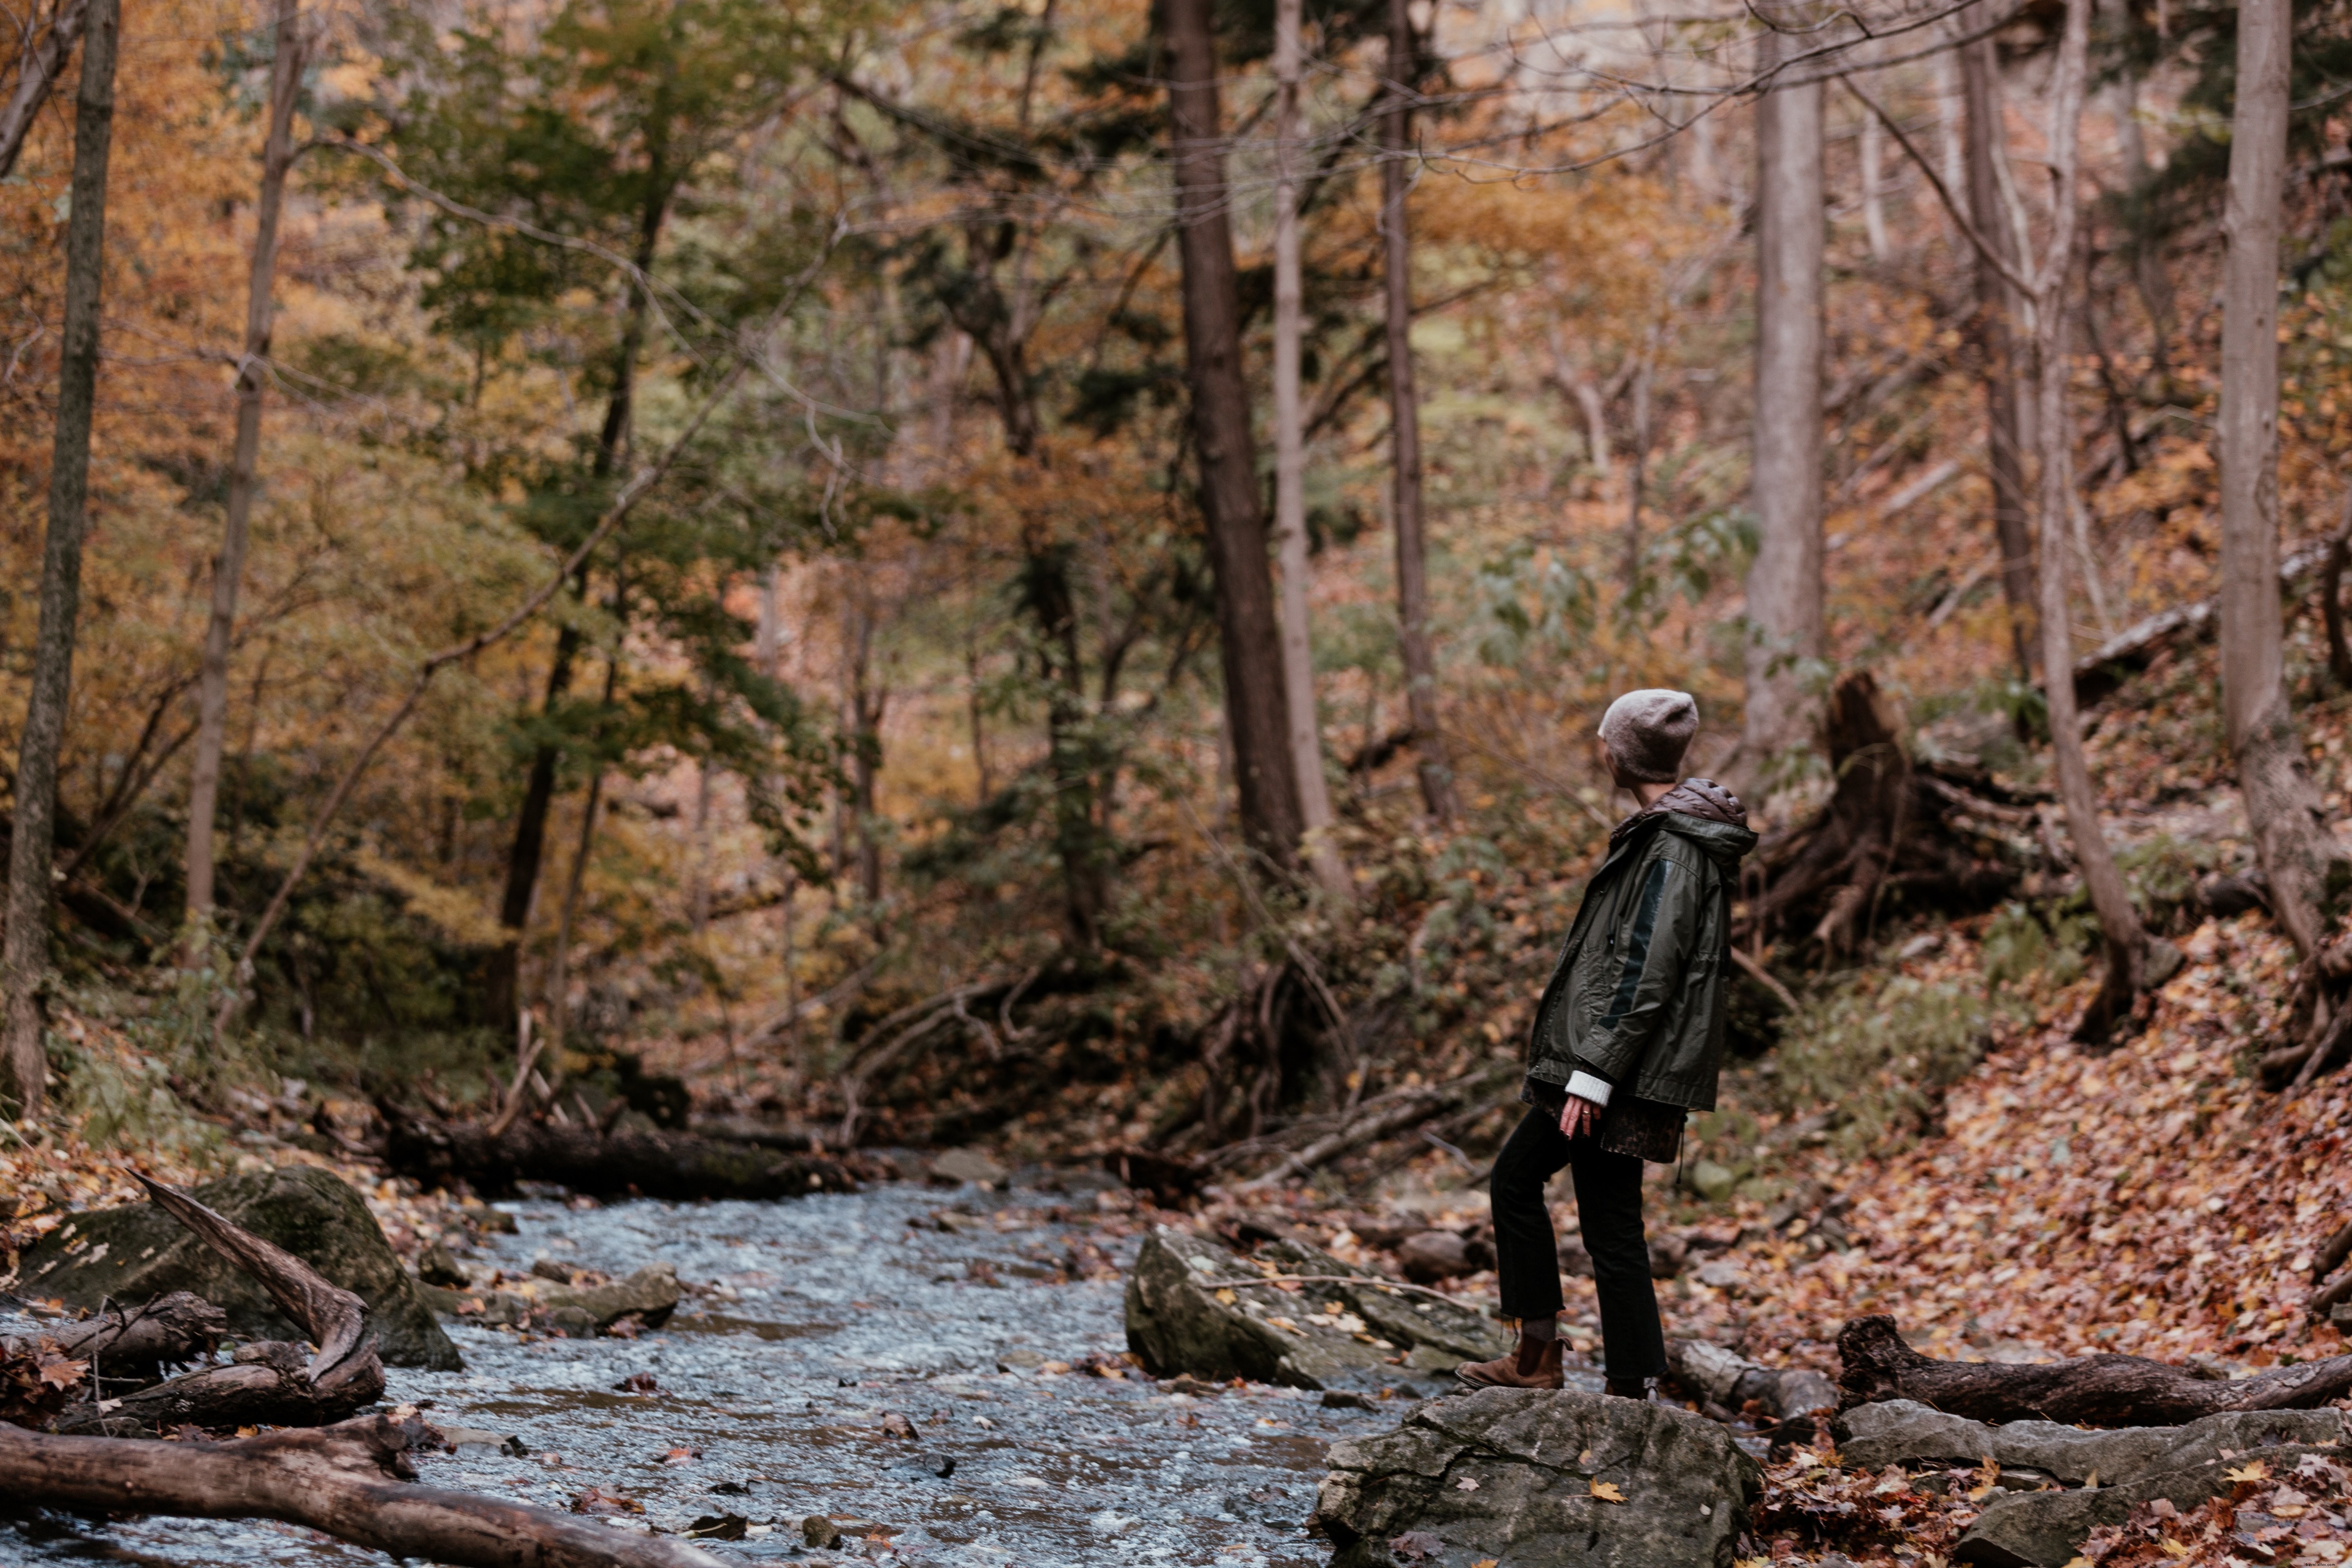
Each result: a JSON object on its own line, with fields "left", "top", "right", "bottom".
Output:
{"left": 1742, "top": 22, "right": 1826, "bottom": 780}
{"left": 2219, "top": 0, "right": 2338, "bottom": 962}
{"left": 1382, "top": 0, "right": 1457, "bottom": 824}
{"left": 1272, "top": 0, "right": 1348, "bottom": 895}
{"left": 383, "top": 1111, "right": 864, "bottom": 1202}
{"left": 1163, "top": 0, "right": 1304, "bottom": 869}
{"left": 0, "top": 1413, "right": 728, "bottom": 1568}
{"left": 1959, "top": 16, "right": 2036, "bottom": 679}
{"left": 2, "top": 0, "right": 117, "bottom": 1117}
{"left": 0, "top": 0, "right": 88, "bottom": 180}
{"left": 1838, "top": 1316, "right": 2352, "bottom": 1426}
{"left": 183, "top": 0, "right": 304, "bottom": 947}
{"left": 2027, "top": 0, "right": 2170, "bottom": 1039}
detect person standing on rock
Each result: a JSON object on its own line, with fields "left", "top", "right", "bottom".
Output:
{"left": 1457, "top": 690, "right": 1755, "bottom": 1398}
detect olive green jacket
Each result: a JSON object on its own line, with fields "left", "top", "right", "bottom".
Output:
{"left": 1524, "top": 779, "right": 1757, "bottom": 1112}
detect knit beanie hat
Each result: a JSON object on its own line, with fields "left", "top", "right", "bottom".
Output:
{"left": 1597, "top": 689, "right": 1699, "bottom": 783}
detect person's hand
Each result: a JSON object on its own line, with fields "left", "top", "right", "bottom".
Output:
{"left": 1558, "top": 1093, "right": 1603, "bottom": 1140}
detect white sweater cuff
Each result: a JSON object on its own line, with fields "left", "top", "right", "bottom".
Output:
{"left": 1566, "top": 1070, "right": 1614, "bottom": 1108}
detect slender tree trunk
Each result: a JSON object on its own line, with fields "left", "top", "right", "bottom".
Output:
{"left": 1163, "top": 0, "right": 1303, "bottom": 869}
{"left": 483, "top": 178, "right": 667, "bottom": 1027}
{"left": 849, "top": 606, "right": 885, "bottom": 909}
{"left": 2029, "top": 0, "right": 2175, "bottom": 1039}
{"left": 1960, "top": 16, "right": 2036, "bottom": 679}
{"left": 1741, "top": 19, "right": 1826, "bottom": 780}
{"left": 1272, "top": 0, "right": 1348, "bottom": 895}
{"left": 0, "top": 0, "right": 88, "bottom": 180}
{"left": 2, "top": 0, "right": 117, "bottom": 1117}
{"left": 1859, "top": 105, "right": 1890, "bottom": 263}
{"left": 545, "top": 769, "right": 603, "bottom": 1062}
{"left": 1623, "top": 351, "right": 1653, "bottom": 597}
{"left": 2220, "top": 0, "right": 2338, "bottom": 961}
{"left": 1382, "top": 0, "right": 1456, "bottom": 823}
{"left": 184, "top": 0, "right": 303, "bottom": 956}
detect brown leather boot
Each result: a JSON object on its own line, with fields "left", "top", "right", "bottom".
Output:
{"left": 1454, "top": 1333, "right": 1564, "bottom": 1390}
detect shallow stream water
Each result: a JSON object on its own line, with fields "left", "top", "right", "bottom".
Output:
{"left": 3, "top": 1175, "right": 1404, "bottom": 1568}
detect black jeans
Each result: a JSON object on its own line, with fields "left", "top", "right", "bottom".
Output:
{"left": 1490, "top": 1106, "right": 1666, "bottom": 1381}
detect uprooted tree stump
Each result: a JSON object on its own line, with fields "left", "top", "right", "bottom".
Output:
{"left": 1836, "top": 1314, "right": 2352, "bottom": 1425}
{"left": 383, "top": 1109, "right": 863, "bottom": 1201}
{"left": 0, "top": 1409, "right": 726, "bottom": 1568}
{"left": 1744, "top": 672, "right": 2044, "bottom": 961}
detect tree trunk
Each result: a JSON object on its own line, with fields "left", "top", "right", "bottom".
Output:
{"left": 1742, "top": 20, "right": 1826, "bottom": 781}
{"left": 1272, "top": 0, "right": 1348, "bottom": 896}
{"left": 2219, "top": 0, "right": 2338, "bottom": 962}
{"left": 0, "top": 0, "right": 88, "bottom": 179}
{"left": 2, "top": 0, "right": 117, "bottom": 1117}
{"left": 1382, "top": 0, "right": 1457, "bottom": 824}
{"left": 1163, "top": 0, "right": 1303, "bottom": 869}
{"left": 483, "top": 178, "right": 666, "bottom": 1027}
{"left": 1960, "top": 22, "right": 2036, "bottom": 680}
{"left": 1838, "top": 1315, "right": 2352, "bottom": 1426}
{"left": 1859, "top": 103, "right": 1889, "bottom": 264}
{"left": 183, "top": 0, "right": 303, "bottom": 955}
{"left": 2029, "top": 0, "right": 2174, "bottom": 1040}
{"left": 0, "top": 1414, "right": 728, "bottom": 1568}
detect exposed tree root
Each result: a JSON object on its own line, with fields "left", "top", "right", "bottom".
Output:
{"left": 1744, "top": 672, "right": 2043, "bottom": 964}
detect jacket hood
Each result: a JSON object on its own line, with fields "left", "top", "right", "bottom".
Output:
{"left": 1610, "top": 777, "right": 1758, "bottom": 867}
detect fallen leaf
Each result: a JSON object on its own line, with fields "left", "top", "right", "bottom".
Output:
{"left": 880, "top": 1411, "right": 919, "bottom": 1439}
{"left": 1214, "top": 1289, "right": 1237, "bottom": 1305}
{"left": 2227, "top": 1461, "right": 2270, "bottom": 1483}
{"left": 570, "top": 1486, "right": 643, "bottom": 1515}
{"left": 1454, "top": 1476, "right": 1480, "bottom": 1491}
{"left": 659, "top": 1446, "right": 699, "bottom": 1465}
{"left": 1589, "top": 1481, "right": 1626, "bottom": 1503}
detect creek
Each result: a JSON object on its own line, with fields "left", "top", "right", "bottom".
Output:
{"left": 3, "top": 1174, "right": 1400, "bottom": 1567}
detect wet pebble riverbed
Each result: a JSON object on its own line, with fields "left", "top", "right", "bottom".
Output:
{"left": 4, "top": 1175, "right": 1411, "bottom": 1567}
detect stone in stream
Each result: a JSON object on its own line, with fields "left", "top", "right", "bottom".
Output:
{"left": 1831, "top": 1401, "right": 2350, "bottom": 1567}
{"left": 928, "top": 1147, "right": 1007, "bottom": 1188}
{"left": 13, "top": 1164, "right": 461, "bottom": 1370}
{"left": 421, "top": 1261, "right": 680, "bottom": 1336}
{"left": 1124, "top": 1226, "right": 1518, "bottom": 1395}
{"left": 1311, "top": 1386, "right": 1762, "bottom": 1567}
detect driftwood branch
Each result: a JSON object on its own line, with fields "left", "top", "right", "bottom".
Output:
{"left": 0, "top": 1411, "right": 726, "bottom": 1568}
{"left": 1837, "top": 1314, "right": 2352, "bottom": 1425}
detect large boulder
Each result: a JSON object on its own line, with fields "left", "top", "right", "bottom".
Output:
{"left": 1312, "top": 1386, "right": 1763, "bottom": 1567}
{"left": 1124, "top": 1226, "right": 1518, "bottom": 1395}
{"left": 1833, "top": 1400, "right": 2350, "bottom": 1567}
{"left": 13, "top": 1165, "right": 460, "bottom": 1371}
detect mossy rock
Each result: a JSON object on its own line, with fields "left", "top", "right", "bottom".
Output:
{"left": 14, "top": 1164, "right": 461, "bottom": 1370}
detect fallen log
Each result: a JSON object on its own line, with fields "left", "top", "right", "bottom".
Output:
{"left": 0, "top": 1409, "right": 725, "bottom": 1568}
{"left": 2069, "top": 538, "right": 2333, "bottom": 708}
{"left": 383, "top": 1108, "right": 862, "bottom": 1201}
{"left": 1836, "top": 1314, "right": 2352, "bottom": 1425}
{"left": 1667, "top": 1338, "right": 1839, "bottom": 1427}
{"left": 3, "top": 1292, "right": 226, "bottom": 1383}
